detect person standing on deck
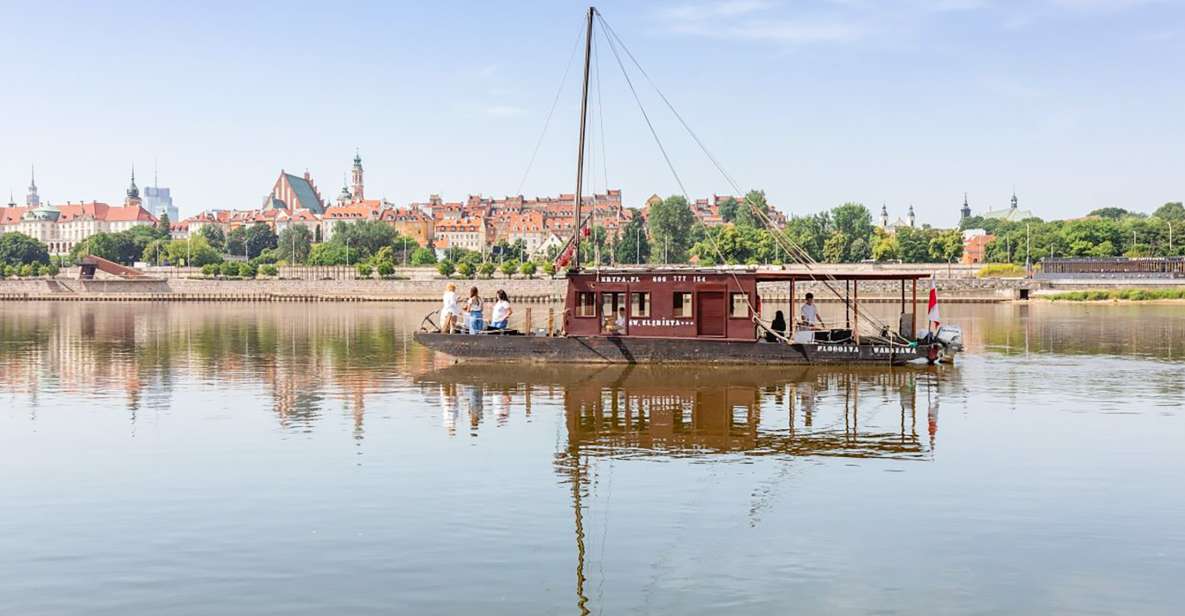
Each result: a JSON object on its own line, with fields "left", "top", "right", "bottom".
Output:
{"left": 441, "top": 283, "right": 460, "bottom": 333}
{"left": 800, "top": 293, "right": 825, "bottom": 329}
{"left": 465, "top": 287, "right": 484, "bottom": 334}
{"left": 490, "top": 290, "right": 513, "bottom": 330}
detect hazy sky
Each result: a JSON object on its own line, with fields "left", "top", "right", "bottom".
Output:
{"left": 2, "top": 0, "right": 1181, "bottom": 225}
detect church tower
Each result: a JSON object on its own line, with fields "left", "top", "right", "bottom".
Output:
{"left": 26, "top": 165, "right": 40, "bottom": 207}
{"left": 908, "top": 204, "right": 916, "bottom": 228}
{"left": 338, "top": 174, "right": 352, "bottom": 206}
{"left": 879, "top": 203, "right": 888, "bottom": 228}
{"left": 1010, "top": 190, "right": 1019, "bottom": 210}
{"left": 125, "top": 166, "right": 142, "bottom": 207}
{"left": 351, "top": 150, "right": 364, "bottom": 201}
{"left": 960, "top": 193, "right": 971, "bottom": 221}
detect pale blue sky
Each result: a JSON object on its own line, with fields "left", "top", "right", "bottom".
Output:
{"left": 1, "top": 0, "right": 1181, "bottom": 225}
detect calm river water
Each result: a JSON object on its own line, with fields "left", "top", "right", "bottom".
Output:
{"left": 1, "top": 302, "right": 1183, "bottom": 615}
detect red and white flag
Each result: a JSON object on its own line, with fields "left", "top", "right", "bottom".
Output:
{"left": 927, "top": 274, "right": 941, "bottom": 330}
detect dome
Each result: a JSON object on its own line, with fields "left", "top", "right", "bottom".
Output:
{"left": 24, "top": 204, "right": 60, "bottom": 222}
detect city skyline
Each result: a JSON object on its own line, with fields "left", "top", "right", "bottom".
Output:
{"left": 2, "top": 1, "right": 1182, "bottom": 224}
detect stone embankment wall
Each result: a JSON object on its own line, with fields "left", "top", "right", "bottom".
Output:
{"left": 0, "top": 274, "right": 1032, "bottom": 302}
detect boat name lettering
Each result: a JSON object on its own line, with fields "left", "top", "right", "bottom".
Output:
{"left": 600, "top": 275, "right": 641, "bottom": 283}
{"left": 817, "top": 345, "right": 898, "bottom": 354}
{"left": 629, "top": 319, "right": 693, "bottom": 328}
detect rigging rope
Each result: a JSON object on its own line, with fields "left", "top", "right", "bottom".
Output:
{"left": 597, "top": 13, "right": 900, "bottom": 339}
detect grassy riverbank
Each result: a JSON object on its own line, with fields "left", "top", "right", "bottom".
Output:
{"left": 1045, "top": 288, "right": 1185, "bottom": 301}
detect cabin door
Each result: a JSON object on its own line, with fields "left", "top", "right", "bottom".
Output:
{"left": 696, "top": 290, "right": 726, "bottom": 337}
{"left": 599, "top": 287, "right": 628, "bottom": 334}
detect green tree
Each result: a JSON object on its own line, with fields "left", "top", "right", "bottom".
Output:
{"left": 717, "top": 197, "right": 739, "bottom": 223}
{"left": 519, "top": 261, "right": 537, "bottom": 279}
{"left": 198, "top": 225, "right": 225, "bottom": 252}
{"left": 244, "top": 223, "right": 278, "bottom": 260}
{"left": 614, "top": 210, "right": 651, "bottom": 264}
{"left": 238, "top": 262, "right": 257, "bottom": 278}
{"left": 734, "top": 190, "right": 769, "bottom": 229}
{"left": 822, "top": 231, "right": 848, "bottom": 263}
{"left": 894, "top": 227, "right": 931, "bottom": 263}
{"left": 330, "top": 220, "right": 399, "bottom": 259}
{"left": 830, "top": 202, "right": 873, "bottom": 261}
{"left": 376, "top": 261, "right": 394, "bottom": 278}
{"left": 456, "top": 262, "right": 474, "bottom": 279}
{"left": 356, "top": 263, "right": 373, "bottom": 278}
{"left": 308, "top": 242, "right": 349, "bottom": 265}
{"left": 478, "top": 262, "right": 496, "bottom": 279}
{"left": 437, "top": 260, "right": 455, "bottom": 278}
{"left": 0, "top": 233, "right": 51, "bottom": 266}
{"left": 500, "top": 260, "right": 518, "bottom": 278}
{"left": 1153, "top": 202, "right": 1185, "bottom": 221}
{"left": 647, "top": 195, "right": 696, "bottom": 263}
{"left": 156, "top": 212, "right": 171, "bottom": 236}
{"left": 411, "top": 246, "right": 437, "bottom": 266}
{"left": 928, "top": 230, "right": 964, "bottom": 263}
{"left": 542, "top": 262, "right": 556, "bottom": 278}
{"left": 277, "top": 225, "right": 313, "bottom": 264}
{"left": 142, "top": 239, "right": 171, "bottom": 265}
{"left": 219, "top": 262, "right": 238, "bottom": 277}
{"left": 871, "top": 230, "right": 899, "bottom": 262}
{"left": 1089, "top": 207, "right": 1131, "bottom": 220}
{"left": 225, "top": 226, "right": 247, "bottom": 257}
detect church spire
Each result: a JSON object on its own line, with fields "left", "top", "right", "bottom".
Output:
{"left": 960, "top": 192, "right": 972, "bottom": 221}
{"left": 26, "top": 164, "right": 40, "bottom": 207}
{"left": 351, "top": 149, "right": 364, "bottom": 201}
{"left": 1010, "top": 187, "right": 1018, "bottom": 210}
{"left": 125, "top": 165, "right": 141, "bottom": 207}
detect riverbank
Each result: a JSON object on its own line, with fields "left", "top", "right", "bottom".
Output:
{"left": 0, "top": 266, "right": 1177, "bottom": 303}
{"left": 1041, "top": 288, "right": 1185, "bottom": 302}
{"left": 0, "top": 275, "right": 1025, "bottom": 303}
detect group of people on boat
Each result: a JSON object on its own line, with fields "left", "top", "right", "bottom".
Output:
{"left": 441, "top": 283, "right": 515, "bottom": 334}
{"left": 762, "top": 293, "right": 826, "bottom": 342}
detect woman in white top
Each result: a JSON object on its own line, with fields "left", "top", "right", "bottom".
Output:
{"left": 441, "top": 283, "right": 460, "bottom": 333}
{"left": 489, "top": 289, "right": 513, "bottom": 330}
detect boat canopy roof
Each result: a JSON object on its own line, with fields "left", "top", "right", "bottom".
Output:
{"left": 567, "top": 267, "right": 933, "bottom": 282}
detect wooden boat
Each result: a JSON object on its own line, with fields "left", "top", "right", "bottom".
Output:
{"left": 414, "top": 267, "right": 960, "bottom": 365}
{"left": 414, "top": 8, "right": 963, "bottom": 366}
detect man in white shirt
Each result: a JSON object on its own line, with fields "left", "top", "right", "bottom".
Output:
{"left": 800, "top": 292, "right": 825, "bottom": 329}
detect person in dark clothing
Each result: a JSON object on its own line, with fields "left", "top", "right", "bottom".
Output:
{"left": 766, "top": 310, "right": 787, "bottom": 342}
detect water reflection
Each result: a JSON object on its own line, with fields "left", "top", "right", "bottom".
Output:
{"left": 420, "top": 364, "right": 950, "bottom": 461}
{"left": 418, "top": 363, "right": 955, "bottom": 614}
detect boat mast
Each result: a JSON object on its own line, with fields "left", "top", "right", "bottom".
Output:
{"left": 572, "top": 6, "right": 595, "bottom": 272}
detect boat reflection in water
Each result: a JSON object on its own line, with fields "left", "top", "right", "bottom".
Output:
{"left": 420, "top": 363, "right": 951, "bottom": 614}
{"left": 423, "top": 363, "right": 948, "bottom": 460}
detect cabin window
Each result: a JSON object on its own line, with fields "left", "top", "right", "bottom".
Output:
{"left": 673, "top": 292, "right": 692, "bottom": 318}
{"left": 631, "top": 292, "right": 651, "bottom": 318}
{"left": 730, "top": 293, "right": 749, "bottom": 318}
{"left": 577, "top": 292, "right": 596, "bottom": 317}
{"left": 601, "top": 292, "right": 626, "bottom": 321}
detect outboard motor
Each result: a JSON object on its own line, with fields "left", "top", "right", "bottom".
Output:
{"left": 933, "top": 324, "right": 964, "bottom": 363}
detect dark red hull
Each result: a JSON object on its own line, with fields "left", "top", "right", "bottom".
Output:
{"left": 413, "top": 332, "right": 935, "bottom": 366}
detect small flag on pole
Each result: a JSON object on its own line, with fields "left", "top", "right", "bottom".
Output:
{"left": 927, "top": 273, "right": 941, "bottom": 330}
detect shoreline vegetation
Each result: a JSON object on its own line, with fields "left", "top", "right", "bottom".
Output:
{"left": 1044, "top": 288, "right": 1185, "bottom": 302}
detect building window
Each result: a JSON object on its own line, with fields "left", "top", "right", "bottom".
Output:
{"left": 577, "top": 292, "right": 596, "bottom": 317}
{"left": 730, "top": 293, "right": 749, "bottom": 318}
{"left": 631, "top": 292, "right": 650, "bottom": 318}
{"left": 673, "top": 292, "right": 692, "bottom": 318}
{"left": 601, "top": 292, "right": 625, "bottom": 321}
